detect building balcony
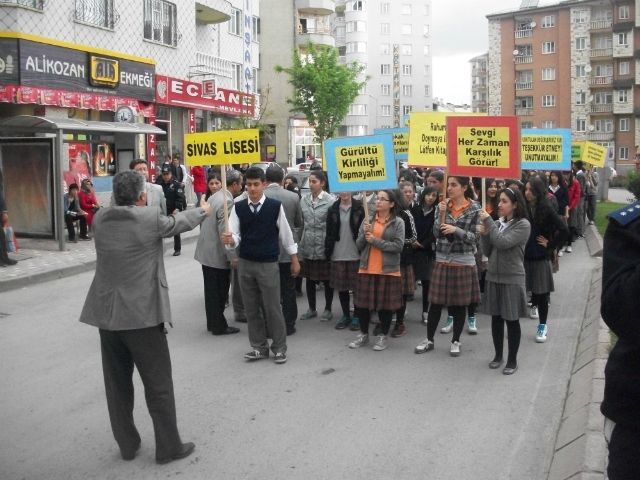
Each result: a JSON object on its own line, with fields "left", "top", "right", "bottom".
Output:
{"left": 195, "top": 1, "right": 231, "bottom": 24}
{"left": 472, "top": 68, "right": 487, "bottom": 75}
{"left": 298, "top": 0, "right": 335, "bottom": 15}
{"left": 515, "top": 107, "right": 533, "bottom": 116}
{"left": 589, "top": 76, "right": 613, "bottom": 85}
{"left": 614, "top": 101, "right": 634, "bottom": 115}
{"left": 193, "top": 51, "right": 232, "bottom": 77}
{"left": 515, "top": 29, "right": 532, "bottom": 38}
{"left": 590, "top": 103, "right": 614, "bottom": 113}
{"left": 472, "top": 85, "right": 488, "bottom": 92}
{"left": 590, "top": 48, "right": 613, "bottom": 57}
{"left": 514, "top": 55, "right": 533, "bottom": 64}
{"left": 297, "top": 28, "right": 335, "bottom": 47}
{"left": 590, "top": 20, "right": 613, "bottom": 30}
{"left": 588, "top": 132, "right": 615, "bottom": 141}
{"left": 472, "top": 99, "right": 487, "bottom": 107}
{"left": 515, "top": 82, "right": 533, "bottom": 90}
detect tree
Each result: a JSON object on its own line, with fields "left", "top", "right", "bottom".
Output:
{"left": 219, "top": 85, "right": 276, "bottom": 135}
{"left": 275, "top": 41, "right": 370, "bottom": 143}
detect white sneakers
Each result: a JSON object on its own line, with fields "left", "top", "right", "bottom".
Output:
{"left": 349, "top": 333, "right": 369, "bottom": 348}
{"left": 450, "top": 341, "right": 461, "bottom": 357}
{"left": 530, "top": 306, "right": 539, "bottom": 319}
{"left": 536, "top": 324, "right": 548, "bottom": 343}
{"left": 467, "top": 317, "right": 478, "bottom": 334}
{"left": 440, "top": 316, "right": 454, "bottom": 333}
{"left": 373, "top": 335, "right": 388, "bottom": 351}
{"left": 415, "top": 338, "right": 434, "bottom": 354}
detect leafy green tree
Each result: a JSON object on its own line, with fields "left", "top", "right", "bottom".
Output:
{"left": 275, "top": 42, "right": 370, "bottom": 143}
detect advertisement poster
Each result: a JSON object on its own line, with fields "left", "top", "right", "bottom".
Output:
{"left": 93, "top": 143, "right": 116, "bottom": 176}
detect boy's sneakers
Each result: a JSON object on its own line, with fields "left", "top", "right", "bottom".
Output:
{"left": 349, "top": 333, "right": 369, "bottom": 348}
{"left": 536, "top": 324, "right": 548, "bottom": 343}
{"left": 274, "top": 353, "right": 287, "bottom": 364}
{"left": 440, "top": 316, "right": 454, "bottom": 333}
{"left": 467, "top": 317, "right": 477, "bottom": 334}
{"left": 244, "top": 350, "right": 268, "bottom": 361}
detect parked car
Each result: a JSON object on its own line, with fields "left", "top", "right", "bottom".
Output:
{"left": 286, "top": 162, "right": 313, "bottom": 173}
{"left": 285, "top": 171, "right": 311, "bottom": 197}
{"left": 250, "top": 162, "right": 283, "bottom": 172}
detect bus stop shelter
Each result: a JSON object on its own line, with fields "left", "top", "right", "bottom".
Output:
{"left": 0, "top": 116, "right": 165, "bottom": 251}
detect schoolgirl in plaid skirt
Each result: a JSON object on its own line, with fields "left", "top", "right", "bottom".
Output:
{"left": 415, "top": 176, "right": 481, "bottom": 358}
{"left": 349, "top": 190, "right": 405, "bottom": 352}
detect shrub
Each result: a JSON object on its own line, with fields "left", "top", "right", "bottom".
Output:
{"left": 628, "top": 170, "right": 640, "bottom": 201}
{"left": 609, "top": 175, "right": 628, "bottom": 188}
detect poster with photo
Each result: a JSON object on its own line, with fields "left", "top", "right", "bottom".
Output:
{"left": 93, "top": 143, "right": 116, "bottom": 177}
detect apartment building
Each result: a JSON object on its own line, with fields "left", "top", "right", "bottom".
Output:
{"left": 487, "top": 0, "right": 639, "bottom": 173}
{"left": 260, "top": 0, "right": 433, "bottom": 167}
{"left": 470, "top": 53, "right": 488, "bottom": 113}
{"left": 0, "top": 0, "right": 259, "bottom": 174}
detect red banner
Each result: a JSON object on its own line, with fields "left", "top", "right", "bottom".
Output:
{"left": 188, "top": 109, "right": 196, "bottom": 134}
{"left": 147, "top": 116, "right": 157, "bottom": 183}
{"left": 0, "top": 85, "right": 155, "bottom": 117}
{"left": 155, "top": 75, "right": 255, "bottom": 117}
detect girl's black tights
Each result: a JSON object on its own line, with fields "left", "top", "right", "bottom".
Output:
{"left": 491, "top": 316, "right": 521, "bottom": 366}
{"left": 421, "top": 280, "right": 430, "bottom": 314}
{"left": 338, "top": 290, "right": 351, "bottom": 317}
{"left": 530, "top": 293, "right": 549, "bottom": 325}
{"left": 306, "top": 279, "right": 334, "bottom": 312}
{"left": 356, "top": 308, "right": 392, "bottom": 335}
{"left": 427, "top": 304, "right": 465, "bottom": 343}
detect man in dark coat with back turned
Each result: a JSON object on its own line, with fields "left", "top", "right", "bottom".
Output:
{"left": 79, "top": 170, "right": 210, "bottom": 464}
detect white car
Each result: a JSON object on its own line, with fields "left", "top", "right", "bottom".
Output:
{"left": 286, "top": 162, "right": 313, "bottom": 174}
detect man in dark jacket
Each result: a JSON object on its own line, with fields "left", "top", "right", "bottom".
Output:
{"left": 0, "top": 171, "right": 17, "bottom": 266}
{"left": 601, "top": 199, "right": 640, "bottom": 480}
{"left": 158, "top": 164, "right": 186, "bottom": 256}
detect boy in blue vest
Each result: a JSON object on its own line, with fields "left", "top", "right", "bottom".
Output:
{"left": 222, "top": 167, "right": 300, "bottom": 364}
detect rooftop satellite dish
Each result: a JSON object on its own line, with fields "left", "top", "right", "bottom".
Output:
{"left": 588, "top": 125, "right": 595, "bottom": 131}
{"left": 589, "top": 95, "right": 594, "bottom": 101}
{"left": 515, "top": 99, "right": 522, "bottom": 106}
{"left": 585, "top": 65, "right": 592, "bottom": 72}
{"left": 513, "top": 49, "right": 520, "bottom": 55}
{"left": 530, "top": 21, "right": 537, "bottom": 27}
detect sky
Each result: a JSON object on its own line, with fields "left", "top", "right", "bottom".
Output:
{"left": 431, "top": 0, "right": 525, "bottom": 105}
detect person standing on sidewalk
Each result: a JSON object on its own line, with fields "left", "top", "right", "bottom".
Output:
{"left": 325, "top": 192, "right": 364, "bottom": 332}
{"left": 79, "top": 171, "right": 209, "bottom": 464}
{"left": 414, "top": 176, "right": 481, "bottom": 357}
{"left": 563, "top": 170, "right": 581, "bottom": 254}
{"left": 523, "top": 178, "right": 569, "bottom": 343}
{"left": 585, "top": 167, "right": 599, "bottom": 226}
{"left": 263, "top": 166, "right": 303, "bottom": 336}
{"left": 158, "top": 165, "right": 186, "bottom": 256}
{"left": 412, "top": 186, "right": 438, "bottom": 325}
{"left": 348, "top": 189, "right": 404, "bottom": 352}
{"left": 600, "top": 199, "right": 640, "bottom": 480}
{"left": 572, "top": 161, "right": 587, "bottom": 236}
{"left": 479, "top": 187, "right": 530, "bottom": 375}
{"left": 222, "top": 167, "right": 300, "bottom": 364}
{"left": 0, "top": 170, "right": 17, "bottom": 267}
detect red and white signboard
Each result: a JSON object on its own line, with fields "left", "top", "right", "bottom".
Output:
{"left": 147, "top": 116, "right": 157, "bottom": 183}
{"left": 188, "top": 109, "right": 196, "bottom": 133}
{"left": 155, "top": 75, "right": 255, "bottom": 117}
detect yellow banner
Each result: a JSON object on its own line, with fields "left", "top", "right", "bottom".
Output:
{"left": 392, "top": 133, "right": 409, "bottom": 157}
{"left": 456, "top": 127, "right": 512, "bottom": 168}
{"left": 335, "top": 143, "right": 388, "bottom": 182}
{"left": 581, "top": 141, "right": 607, "bottom": 167}
{"left": 184, "top": 129, "right": 260, "bottom": 166}
{"left": 408, "top": 112, "right": 485, "bottom": 167}
{"left": 521, "top": 134, "right": 564, "bottom": 165}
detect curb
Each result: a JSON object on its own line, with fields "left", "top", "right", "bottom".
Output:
{"left": 585, "top": 224, "right": 604, "bottom": 257}
{"left": 548, "top": 264, "right": 608, "bottom": 480}
{"left": 0, "top": 233, "right": 200, "bottom": 293}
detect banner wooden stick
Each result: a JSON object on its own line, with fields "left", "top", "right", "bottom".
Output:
{"left": 441, "top": 170, "right": 448, "bottom": 224}
{"left": 482, "top": 179, "right": 486, "bottom": 211}
{"left": 220, "top": 164, "right": 229, "bottom": 233}
{"left": 362, "top": 191, "right": 370, "bottom": 223}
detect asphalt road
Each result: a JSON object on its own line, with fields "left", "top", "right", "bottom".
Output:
{"left": 0, "top": 237, "right": 599, "bottom": 480}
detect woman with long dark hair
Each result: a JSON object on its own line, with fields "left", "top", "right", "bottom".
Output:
{"left": 414, "top": 176, "right": 481, "bottom": 357}
{"left": 349, "top": 189, "right": 404, "bottom": 351}
{"left": 412, "top": 186, "right": 438, "bottom": 324}
{"left": 204, "top": 172, "right": 222, "bottom": 201}
{"left": 562, "top": 170, "right": 581, "bottom": 254}
{"left": 548, "top": 171, "right": 569, "bottom": 256}
{"left": 479, "top": 187, "right": 530, "bottom": 374}
{"left": 524, "top": 177, "right": 569, "bottom": 342}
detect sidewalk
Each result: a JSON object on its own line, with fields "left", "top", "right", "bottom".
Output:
{"left": 0, "top": 226, "right": 201, "bottom": 293}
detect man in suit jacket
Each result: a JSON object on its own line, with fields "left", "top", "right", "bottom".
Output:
{"left": 264, "top": 166, "right": 303, "bottom": 335}
{"left": 109, "top": 159, "right": 167, "bottom": 215}
{"left": 80, "top": 171, "right": 210, "bottom": 464}
{"left": 194, "top": 169, "right": 243, "bottom": 335}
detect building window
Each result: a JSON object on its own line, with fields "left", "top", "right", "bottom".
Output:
{"left": 75, "top": 0, "right": 115, "bottom": 29}
{"left": 620, "top": 118, "right": 630, "bottom": 131}
{"left": 620, "top": 61, "right": 630, "bottom": 75}
{"left": 618, "top": 90, "right": 628, "bottom": 102}
{"left": 3, "top": 0, "right": 44, "bottom": 9}
{"left": 595, "top": 64, "right": 613, "bottom": 77}
{"left": 576, "top": 119, "right": 586, "bottom": 132}
{"left": 575, "top": 92, "right": 586, "bottom": 104}
{"left": 423, "top": 25, "right": 429, "bottom": 36}
{"left": 403, "top": 105, "right": 413, "bottom": 115}
{"left": 381, "top": 23, "right": 390, "bottom": 34}
{"left": 381, "top": 105, "right": 391, "bottom": 116}
{"left": 542, "top": 68, "right": 555, "bottom": 80}
{"left": 521, "top": 122, "right": 534, "bottom": 129}
{"left": 380, "top": 3, "right": 389, "bottom": 14}
{"left": 381, "top": 84, "right": 390, "bottom": 95}
{"left": 542, "top": 121, "right": 556, "bottom": 129}
{"left": 575, "top": 37, "right": 587, "bottom": 50}
{"left": 402, "top": 24, "right": 412, "bottom": 35}
{"left": 348, "top": 104, "right": 367, "bottom": 115}
{"left": 573, "top": 10, "right": 587, "bottom": 23}
{"left": 402, "top": 64, "right": 412, "bottom": 75}
{"left": 595, "top": 119, "right": 614, "bottom": 132}
{"left": 347, "top": 125, "right": 367, "bottom": 136}
{"left": 347, "top": 21, "right": 367, "bottom": 32}
{"left": 359, "top": 84, "right": 367, "bottom": 95}
{"left": 402, "top": 44, "right": 412, "bottom": 55}
{"left": 424, "top": 85, "right": 430, "bottom": 96}
{"left": 542, "top": 41, "right": 555, "bottom": 54}
{"left": 595, "top": 91, "right": 613, "bottom": 104}
{"left": 231, "top": 63, "right": 241, "bottom": 91}
{"left": 143, "top": 0, "right": 178, "bottom": 47}
{"left": 347, "top": 1, "right": 365, "bottom": 11}
{"left": 424, "top": 65, "right": 430, "bottom": 75}
{"left": 423, "top": 4, "right": 429, "bottom": 15}
{"left": 595, "top": 10, "right": 613, "bottom": 22}
{"left": 541, "top": 15, "right": 555, "bottom": 28}
{"left": 619, "top": 5, "right": 630, "bottom": 20}
{"left": 595, "top": 36, "right": 613, "bottom": 49}
{"left": 346, "top": 42, "right": 367, "bottom": 53}
{"left": 618, "top": 32, "right": 628, "bottom": 46}
{"left": 423, "top": 45, "right": 430, "bottom": 55}
{"left": 402, "top": 4, "right": 411, "bottom": 14}
{"left": 229, "top": 7, "right": 241, "bottom": 35}
{"left": 335, "top": 26, "right": 346, "bottom": 38}
{"left": 403, "top": 85, "right": 412, "bottom": 96}
{"left": 620, "top": 147, "right": 629, "bottom": 159}
{"left": 380, "top": 44, "right": 390, "bottom": 54}
{"left": 542, "top": 95, "right": 555, "bottom": 107}
{"left": 381, "top": 64, "right": 390, "bottom": 75}
{"left": 252, "top": 16, "right": 260, "bottom": 40}
{"left": 575, "top": 65, "right": 586, "bottom": 77}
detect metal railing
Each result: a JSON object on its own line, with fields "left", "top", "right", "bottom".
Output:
{"left": 515, "top": 82, "right": 533, "bottom": 90}
{"left": 588, "top": 132, "right": 614, "bottom": 141}
{"left": 0, "top": 0, "right": 43, "bottom": 8}
{"left": 590, "top": 20, "right": 612, "bottom": 29}
{"left": 194, "top": 51, "right": 232, "bottom": 77}
{"left": 590, "top": 103, "right": 613, "bottom": 112}
{"left": 590, "top": 76, "right": 613, "bottom": 85}
{"left": 515, "top": 29, "right": 532, "bottom": 38}
{"left": 590, "top": 48, "right": 613, "bottom": 57}
{"left": 515, "top": 107, "right": 533, "bottom": 115}
{"left": 298, "top": 25, "right": 332, "bottom": 35}
{"left": 514, "top": 55, "right": 533, "bottom": 64}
